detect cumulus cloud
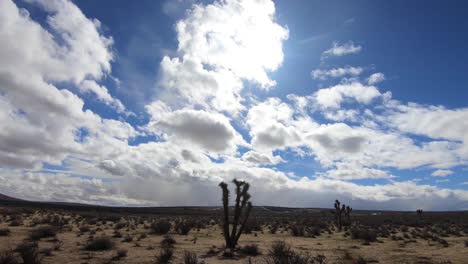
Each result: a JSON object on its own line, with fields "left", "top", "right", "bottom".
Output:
{"left": 314, "top": 82, "right": 382, "bottom": 108}
{"left": 367, "top": 72, "right": 385, "bottom": 85}
{"left": 322, "top": 41, "right": 362, "bottom": 58}
{"left": 146, "top": 105, "right": 244, "bottom": 153}
{"left": 311, "top": 66, "right": 363, "bottom": 80}
{"left": 0, "top": 0, "right": 134, "bottom": 169}
{"left": 155, "top": 0, "right": 288, "bottom": 115}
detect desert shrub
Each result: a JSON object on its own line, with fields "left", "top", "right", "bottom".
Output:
{"left": 264, "top": 240, "right": 327, "bottom": 264}
{"left": 241, "top": 244, "right": 261, "bottom": 256}
{"left": 183, "top": 251, "right": 198, "bottom": 264}
{"left": 0, "top": 250, "right": 18, "bottom": 264}
{"left": 243, "top": 219, "right": 262, "bottom": 234}
{"left": 269, "top": 224, "right": 279, "bottom": 234}
{"left": 151, "top": 220, "right": 171, "bottom": 235}
{"left": 354, "top": 256, "right": 367, "bottom": 264}
{"left": 464, "top": 240, "right": 468, "bottom": 247}
{"left": 113, "top": 230, "right": 122, "bottom": 238}
{"left": 307, "top": 226, "right": 321, "bottom": 237}
{"left": 0, "top": 228, "right": 11, "bottom": 237}
{"left": 112, "top": 248, "right": 128, "bottom": 260}
{"left": 176, "top": 221, "right": 193, "bottom": 235}
{"left": 15, "top": 241, "right": 42, "bottom": 264}
{"left": 154, "top": 247, "right": 173, "bottom": 264}
{"left": 122, "top": 235, "right": 133, "bottom": 243}
{"left": 84, "top": 236, "right": 115, "bottom": 251}
{"left": 8, "top": 219, "right": 22, "bottom": 227}
{"left": 438, "top": 238, "right": 449, "bottom": 247}
{"left": 29, "top": 226, "right": 57, "bottom": 241}
{"left": 79, "top": 225, "right": 90, "bottom": 233}
{"left": 160, "top": 236, "right": 176, "bottom": 248}
{"left": 266, "top": 241, "right": 306, "bottom": 264}
{"left": 114, "top": 222, "right": 127, "bottom": 230}
{"left": 290, "top": 225, "right": 305, "bottom": 237}
{"left": 350, "top": 227, "right": 377, "bottom": 242}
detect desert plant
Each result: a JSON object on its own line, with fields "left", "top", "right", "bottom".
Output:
{"left": 151, "top": 220, "right": 172, "bottom": 235}
{"left": 112, "top": 248, "right": 128, "bottom": 260}
{"left": 29, "top": 226, "right": 57, "bottom": 241}
{"left": 0, "top": 250, "right": 18, "bottom": 264}
{"left": 160, "top": 235, "right": 177, "bottom": 248}
{"left": 176, "top": 221, "right": 193, "bottom": 235}
{"left": 183, "top": 251, "right": 198, "bottom": 264}
{"left": 344, "top": 206, "right": 352, "bottom": 226}
{"left": 241, "top": 244, "right": 261, "bottom": 256}
{"left": 154, "top": 247, "right": 173, "bottom": 264}
{"left": 83, "top": 236, "right": 115, "bottom": 251}
{"left": 15, "top": 242, "right": 42, "bottom": 264}
{"left": 416, "top": 209, "right": 423, "bottom": 218}
{"left": 265, "top": 241, "right": 313, "bottom": 264}
{"left": 333, "top": 200, "right": 346, "bottom": 231}
{"left": 350, "top": 227, "right": 377, "bottom": 243}
{"left": 219, "top": 179, "right": 253, "bottom": 252}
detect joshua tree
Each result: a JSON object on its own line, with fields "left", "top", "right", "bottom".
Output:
{"left": 345, "top": 205, "right": 352, "bottom": 225}
{"left": 416, "top": 209, "right": 423, "bottom": 218}
{"left": 219, "top": 179, "right": 253, "bottom": 252}
{"left": 334, "top": 200, "right": 344, "bottom": 231}
{"left": 334, "top": 200, "right": 351, "bottom": 231}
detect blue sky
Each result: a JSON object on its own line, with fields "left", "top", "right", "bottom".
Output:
{"left": 0, "top": 0, "right": 467, "bottom": 210}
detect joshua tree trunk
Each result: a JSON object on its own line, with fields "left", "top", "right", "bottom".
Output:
{"left": 334, "top": 200, "right": 346, "bottom": 231}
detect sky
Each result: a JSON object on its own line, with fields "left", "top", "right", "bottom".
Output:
{"left": 0, "top": 0, "right": 467, "bottom": 210}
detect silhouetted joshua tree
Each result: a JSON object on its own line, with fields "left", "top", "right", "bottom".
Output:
{"left": 334, "top": 200, "right": 351, "bottom": 231}
{"left": 219, "top": 179, "right": 253, "bottom": 252}
{"left": 416, "top": 209, "right": 423, "bottom": 218}
{"left": 345, "top": 205, "right": 352, "bottom": 225}
{"left": 334, "top": 200, "right": 346, "bottom": 231}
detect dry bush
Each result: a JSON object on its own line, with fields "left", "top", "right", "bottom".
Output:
{"left": 241, "top": 244, "right": 261, "bottom": 256}
{"left": 0, "top": 250, "right": 18, "bottom": 264}
{"left": 151, "top": 220, "right": 172, "bottom": 235}
{"left": 15, "top": 241, "right": 42, "bottom": 264}
{"left": 183, "top": 251, "right": 198, "bottom": 264}
{"left": 83, "top": 236, "right": 115, "bottom": 251}
{"left": 29, "top": 226, "right": 57, "bottom": 241}
{"left": 160, "top": 235, "right": 176, "bottom": 248}
{"left": 154, "top": 247, "right": 173, "bottom": 264}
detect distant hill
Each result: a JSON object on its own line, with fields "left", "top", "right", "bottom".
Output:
{"left": 0, "top": 193, "right": 23, "bottom": 201}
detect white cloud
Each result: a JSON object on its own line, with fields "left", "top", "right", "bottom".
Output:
{"left": 431, "top": 169, "right": 454, "bottom": 177}
{"left": 314, "top": 82, "right": 382, "bottom": 108}
{"left": 322, "top": 41, "right": 362, "bottom": 58}
{"left": 146, "top": 105, "right": 245, "bottom": 153}
{"left": 311, "top": 66, "right": 364, "bottom": 80}
{"left": 241, "top": 150, "right": 283, "bottom": 165}
{"left": 367, "top": 72, "right": 385, "bottom": 85}
{"left": 155, "top": 0, "right": 288, "bottom": 116}
{"left": 0, "top": 0, "right": 134, "bottom": 169}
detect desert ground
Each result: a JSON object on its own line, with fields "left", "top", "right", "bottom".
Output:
{"left": 0, "top": 200, "right": 467, "bottom": 264}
